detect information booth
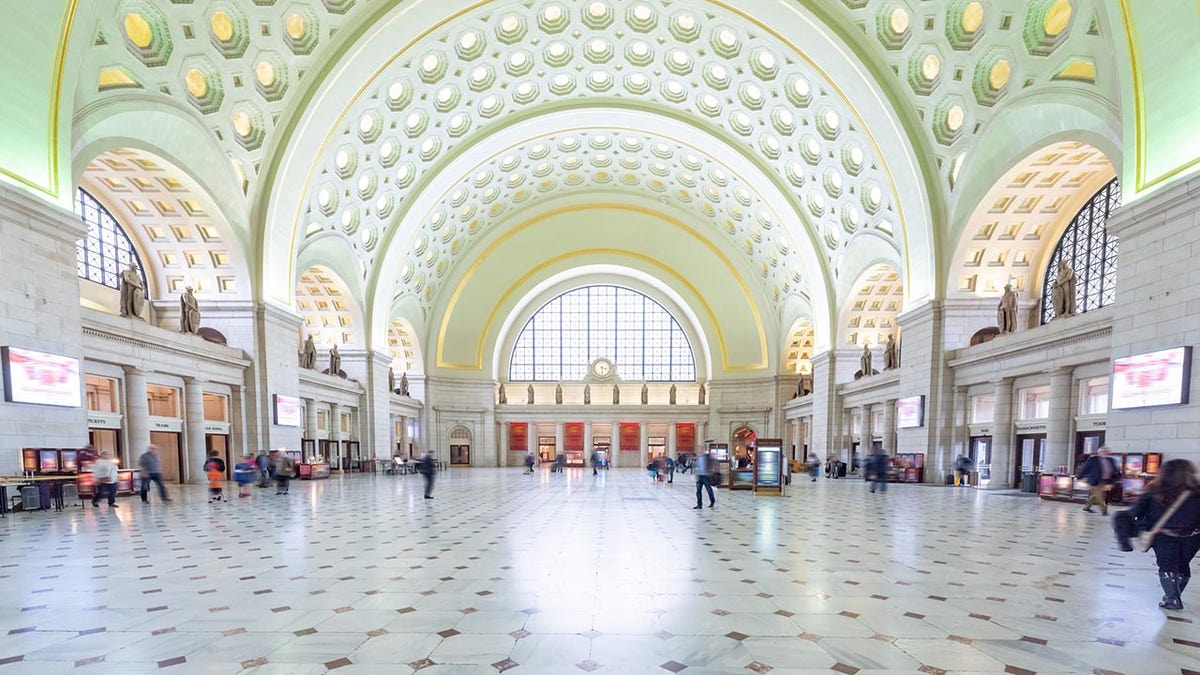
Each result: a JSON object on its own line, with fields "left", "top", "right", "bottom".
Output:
{"left": 754, "top": 439, "right": 783, "bottom": 495}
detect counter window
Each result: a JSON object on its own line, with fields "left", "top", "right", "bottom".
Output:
{"left": 146, "top": 385, "right": 180, "bottom": 418}
{"left": 203, "top": 393, "right": 228, "bottom": 421}
{"left": 86, "top": 375, "right": 118, "bottom": 413}
{"left": 970, "top": 394, "right": 995, "bottom": 423}
{"left": 1082, "top": 377, "right": 1108, "bottom": 415}
{"left": 1018, "top": 386, "right": 1050, "bottom": 420}
{"left": 340, "top": 412, "right": 352, "bottom": 434}
{"left": 317, "top": 410, "right": 328, "bottom": 431}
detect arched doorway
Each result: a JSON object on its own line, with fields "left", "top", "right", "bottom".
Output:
{"left": 731, "top": 426, "right": 757, "bottom": 468}
{"left": 449, "top": 426, "right": 471, "bottom": 466}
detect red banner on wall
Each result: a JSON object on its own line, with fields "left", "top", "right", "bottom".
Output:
{"left": 676, "top": 423, "right": 696, "bottom": 453}
{"left": 619, "top": 422, "right": 640, "bottom": 452}
{"left": 564, "top": 422, "right": 585, "bottom": 452}
{"left": 509, "top": 422, "right": 528, "bottom": 452}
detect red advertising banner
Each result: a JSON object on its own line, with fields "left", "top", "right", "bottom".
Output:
{"left": 619, "top": 422, "right": 640, "bottom": 452}
{"left": 564, "top": 422, "right": 585, "bottom": 452}
{"left": 509, "top": 422, "right": 528, "bottom": 452}
{"left": 675, "top": 423, "right": 696, "bottom": 453}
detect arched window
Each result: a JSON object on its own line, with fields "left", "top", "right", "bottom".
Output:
{"left": 74, "top": 188, "right": 147, "bottom": 291}
{"left": 509, "top": 285, "right": 696, "bottom": 381}
{"left": 1040, "top": 178, "right": 1120, "bottom": 324}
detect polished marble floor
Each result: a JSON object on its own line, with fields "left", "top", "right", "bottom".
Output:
{"left": 0, "top": 468, "right": 1197, "bottom": 674}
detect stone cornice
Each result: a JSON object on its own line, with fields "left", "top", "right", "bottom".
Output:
{"left": 0, "top": 182, "right": 85, "bottom": 243}
{"left": 1107, "top": 174, "right": 1200, "bottom": 239}
{"left": 81, "top": 308, "right": 250, "bottom": 373}
{"left": 299, "top": 368, "right": 364, "bottom": 396}
{"left": 947, "top": 308, "right": 1113, "bottom": 369}
{"left": 836, "top": 368, "right": 901, "bottom": 398}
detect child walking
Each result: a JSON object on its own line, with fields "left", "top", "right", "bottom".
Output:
{"left": 207, "top": 463, "right": 226, "bottom": 503}
{"left": 234, "top": 455, "right": 255, "bottom": 498}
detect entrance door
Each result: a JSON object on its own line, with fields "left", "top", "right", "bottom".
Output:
{"left": 88, "top": 428, "right": 120, "bottom": 462}
{"left": 150, "top": 431, "right": 184, "bottom": 483}
{"left": 1014, "top": 434, "right": 1047, "bottom": 487}
{"left": 1075, "top": 431, "right": 1105, "bottom": 471}
{"left": 450, "top": 444, "right": 470, "bottom": 466}
{"left": 205, "top": 434, "right": 229, "bottom": 478}
{"left": 647, "top": 437, "right": 666, "bottom": 461}
{"left": 850, "top": 442, "right": 861, "bottom": 474}
{"left": 592, "top": 437, "right": 610, "bottom": 469}
{"left": 970, "top": 436, "right": 992, "bottom": 484}
{"left": 537, "top": 436, "right": 556, "bottom": 463}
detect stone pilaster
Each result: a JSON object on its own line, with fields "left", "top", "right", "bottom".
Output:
{"left": 808, "top": 350, "right": 839, "bottom": 460}
{"left": 123, "top": 367, "right": 149, "bottom": 468}
{"left": 248, "top": 303, "right": 303, "bottom": 453}
{"left": 989, "top": 377, "right": 1016, "bottom": 488}
{"left": 1045, "top": 367, "right": 1075, "bottom": 472}
{"left": 183, "top": 377, "right": 206, "bottom": 483}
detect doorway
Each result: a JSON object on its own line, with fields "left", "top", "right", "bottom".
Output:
{"left": 850, "top": 441, "right": 861, "bottom": 474}
{"left": 731, "top": 426, "right": 756, "bottom": 467}
{"left": 1014, "top": 433, "right": 1047, "bottom": 487}
{"left": 88, "top": 428, "right": 120, "bottom": 463}
{"left": 969, "top": 436, "right": 992, "bottom": 484}
{"left": 205, "top": 434, "right": 229, "bottom": 478}
{"left": 648, "top": 436, "right": 666, "bottom": 461}
{"left": 537, "top": 436, "right": 556, "bottom": 463}
{"left": 150, "top": 431, "right": 184, "bottom": 483}
{"left": 1075, "top": 431, "right": 1105, "bottom": 471}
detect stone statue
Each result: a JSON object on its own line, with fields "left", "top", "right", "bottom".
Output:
{"left": 584, "top": 384, "right": 591, "bottom": 405}
{"left": 998, "top": 284, "right": 1018, "bottom": 334}
{"left": 179, "top": 286, "right": 200, "bottom": 334}
{"left": 399, "top": 372, "right": 409, "bottom": 396}
{"left": 388, "top": 368, "right": 395, "bottom": 394}
{"left": 698, "top": 383, "right": 706, "bottom": 405}
{"left": 799, "top": 375, "right": 812, "bottom": 397}
{"left": 612, "top": 384, "right": 620, "bottom": 405}
{"left": 641, "top": 383, "right": 649, "bottom": 405}
{"left": 859, "top": 343, "right": 873, "bottom": 378}
{"left": 883, "top": 333, "right": 898, "bottom": 370}
{"left": 527, "top": 384, "right": 535, "bottom": 404}
{"left": 555, "top": 383, "right": 563, "bottom": 404}
{"left": 1051, "top": 261, "right": 1077, "bottom": 318}
{"left": 669, "top": 384, "right": 677, "bottom": 405}
{"left": 119, "top": 263, "right": 145, "bottom": 319}
{"left": 328, "top": 344, "right": 341, "bottom": 377}
{"left": 300, "top": 335, "right": 317, "bottom": 369}
{"left": 498, "top": 383, "right": 507, "bottom": 404}
{"left": 795, "top": 381, "right": 804, "bottom": 399}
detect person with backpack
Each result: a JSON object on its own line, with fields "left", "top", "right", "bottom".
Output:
{"left": 954, "top": 454, "right": 975, "bottom": 487}
{"left": 1113, "top": 459, "right": 1200, "bottom": 610}
{"left": 1077, "top": 446, "right": 1120, "bottom": 515}
{"left": 693, "top": 452, "right": 716, "bottom": 510}
{"left": 418, "top": 451, "right": 435, "bottom": 499}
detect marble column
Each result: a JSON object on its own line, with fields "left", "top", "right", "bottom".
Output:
{"left": 951, "top": 385, "right": 969, "bottom": 476}
{"left": 123, "top": 367, "right": 150, "bottom": 469}
{"left": 863, "top": 405, "right": 876, "bottom": 452}
{"left": 1045, "top": 367, "right": 1075, "bottom": 473}
{"left": 990, "top": 377, "right": 1016, "bottom": 489}
{"left": 555, "top": 422, "right": 565, "bottom": 463}
{"left": 611, "top": 422, "right": 621, "bottom": 468}
{"left": 639, "top": 422, "right": 648, "bottom": 467}
{"left": 304, "top": 397, "right": 318, "bottom": 441}
{"left": 583, "top": 423, "right": 593, "bottom": 465}
{"left": 808, "top": 351, "right": 839, "bottom": 460}
{"left": 231, "top": 384, "right": 249, "bottom": 459}
{"left": 331, "top": 402, "right": 343, "bottom": 468}
{"left": 183, "top": 377, "right": 205, "bottom": 484}
{"left": 398, "top": 415, "right": 409, "bottom": 457}
{"left": 840, "top": 409, "right": 852, "bottom": 463}
{"left": 667, "top": 422, "right": 677, "bottom": 459}
{"left": 882, "top": 399, "right": 897, "bottom": 455}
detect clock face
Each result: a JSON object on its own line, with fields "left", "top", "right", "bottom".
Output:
{"left": 592, "top": 359, "right": 613, "bottom": 378}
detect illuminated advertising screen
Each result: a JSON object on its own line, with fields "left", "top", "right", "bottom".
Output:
{"left": 896, "top": 395, "right": 925, "bottom": 428}
{"left": 273, "top": 394, "right": 302, "bottom": 427}
{"left": 1111, "top": 347, "right": 1192, "bottom": 410}
{"left": 1, "top": 346, "right": 81, "bottom": 407}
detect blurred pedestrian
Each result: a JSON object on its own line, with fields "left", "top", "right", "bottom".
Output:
{"left": 1115, "top": 459, "right": 1200, "bottom": 610}
{"left": 693, "top": 452, "right": 716, "bottom": 509}
{"left": 419, "top": 451, "right": 435, "bottom": 499}
{"left": 137, "top": 445, "right": 171, "bottom": 503}
{"left": 91, "top": 450, "right": 119, "bottom": 509}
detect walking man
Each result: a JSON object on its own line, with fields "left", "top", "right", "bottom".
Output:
{"left": 255, "top": 450, "right": 271, "bottom": 488}
{"left": 1077, "top": 446, "right": 1120, "bottom": 515}
{"left": 693, "top": 451, "right": 716, "bottom": 510}
{"left": 419, "top": 451, "right": 435, "bottom": 499}
{"left": 138, "top": 445, "right": 171, "bottom": 503}
{"left": 91, "top": 450, "right": 119, "bottom": 508}
{"left": 523, "top": 451, "right": 535, "bottom": 475}
{"left": 869, "top": 449, "right": 890, "bottom": 494}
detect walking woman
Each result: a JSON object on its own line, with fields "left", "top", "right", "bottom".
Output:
{"left": 1122, "top": 459, "right": 1200, "bottom": 610}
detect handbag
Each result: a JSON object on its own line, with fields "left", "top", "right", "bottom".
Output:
{"left": 1137, "top": 490, "right": 1191, "bottom": 552}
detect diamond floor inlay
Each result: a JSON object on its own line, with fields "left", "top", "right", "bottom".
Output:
{"left": 0, "top": 468, "right": 1197, "bottom": 673}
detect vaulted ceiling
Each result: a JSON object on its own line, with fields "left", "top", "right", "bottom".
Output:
{"left": 53, "top": 0, "right": 1139, "bottom": 375}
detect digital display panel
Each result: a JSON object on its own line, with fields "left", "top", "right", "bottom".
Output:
{"left": 2, "top": 347, "right": 81, "bottom": 407}
{"left": 39, "top": 449, "right": 60, "bottom": 472}
{"left": 1111, "top": 347, "right": 1192, "bottom": 410}
{"left": 755, "top": 443, "right": 782, "bottom": 488}
{"left": 896, "top": 395, "right": 925, "bottom": 428}
{"left": 273, "top": 394, "right": 302, "bottom": 427}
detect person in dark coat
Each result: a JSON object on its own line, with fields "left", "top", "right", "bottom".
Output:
{"left": 1116, "top": 459, "right": 1200, "bottom": 610}
{"left": 418, "top": 451, "right": 435, "bottom": 499}
{"left": 868, "top": 450, "right": 890, "bottom": 494}
{"left": 1077, "top": 446, "right": 1121, "bottom": 515}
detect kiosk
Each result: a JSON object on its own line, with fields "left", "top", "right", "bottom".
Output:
{"left": 754, "top": 439, "right": 783, "bottom": 495}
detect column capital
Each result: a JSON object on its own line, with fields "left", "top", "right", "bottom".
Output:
{"left": 122, "top": 365, "right": 145, "bottom": 376}
{"left": 991, "top": 376, "right": 1017, "bottom": 386}
{"left": 1048, "top": 365, "right": 1075, "bottom": 377}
